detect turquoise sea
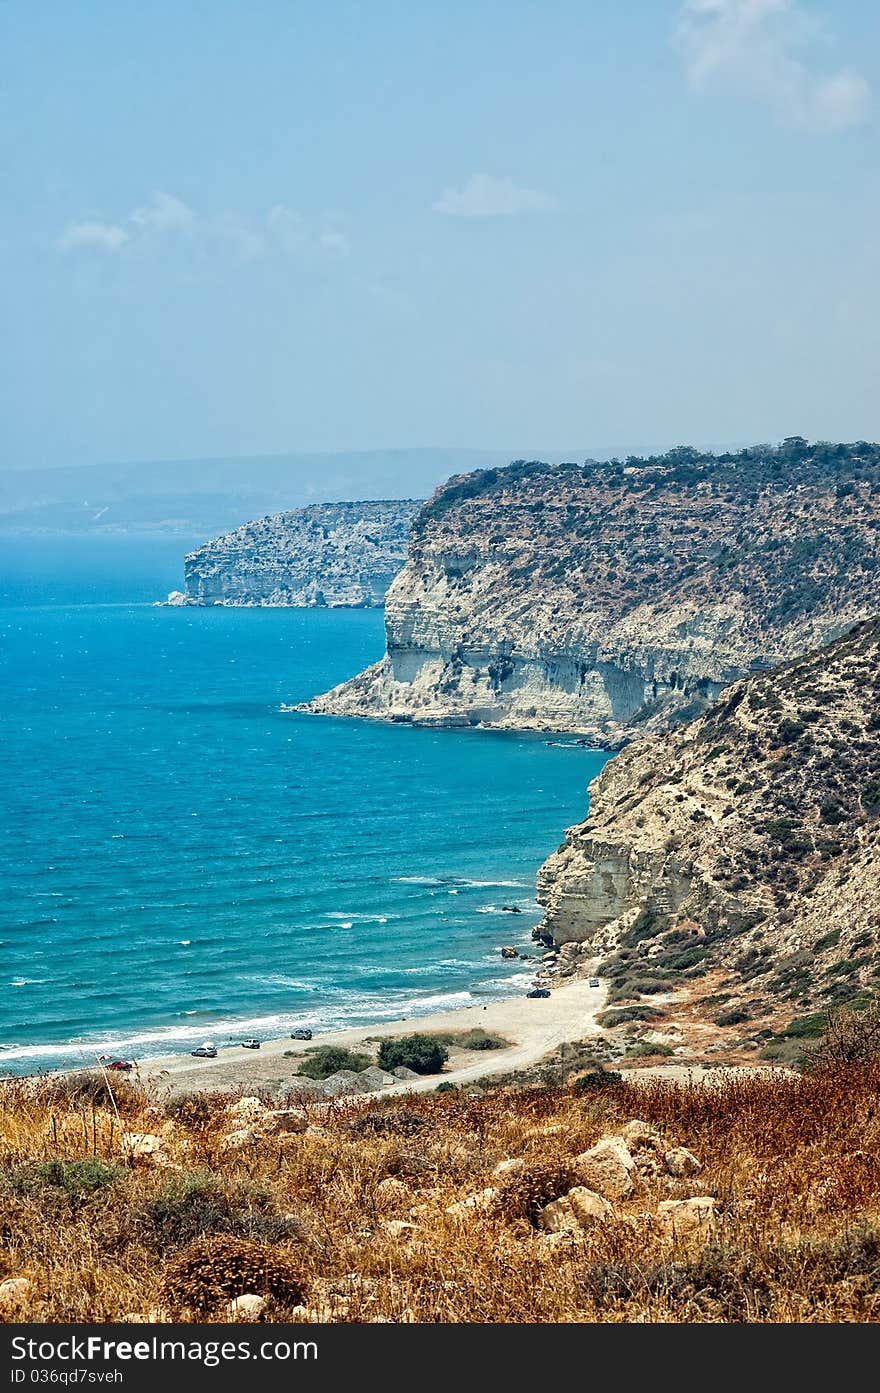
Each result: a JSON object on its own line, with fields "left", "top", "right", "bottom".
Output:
{"left": 0, "top": 539, "right": 609, "bottom": 1074}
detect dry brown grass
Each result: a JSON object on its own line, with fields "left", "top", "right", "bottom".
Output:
{"left": 2, "top": 1064, "right": 880, "bottom": 1323}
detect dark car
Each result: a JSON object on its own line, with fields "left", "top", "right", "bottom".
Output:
{"left": 239, "top": 1038, "right": 261, "bottom": 1050}
{"left": 290, "top": 1027, "right": 313, "bottom": 1041}
{"left": 526, "top": 988, "right": 551, "bottom": 999}
{"left": 107, "top": 1059, "right": 133, "bottom": 1071}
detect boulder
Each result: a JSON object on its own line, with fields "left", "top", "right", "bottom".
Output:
{"left": 573, "top": 1138, "right": 635, "bottom": 1198}
{"left": 538, "top": 1187, "right": 613, "bottom": 1233}
{"left": 123, "top": 1133, "right": 166, "bottom": 1160}
{"left": 391, "top": 1066, "right": 420, "bottom": 1080}
{"left": 226, "top": 1293, "right": 266, "bottom": 1321}
{"left": 358, "top": 1066, "right": 397, "bottom": 1090}
{"left": 621, "top": 1120, "right": 663, "bottom": 1150}
{"left": 445, "top": 1187, "right": 500, "bottom": 1218}
{"left": 226, "top": 1097, "right": 265, "bottom": 1118}
{"left": 664, "top": 1147, "right": 702, "bottom": 1178}
{"left": 535, "top": 1229, "right": 587, "bottom": 1258}
{"left": 381, "top": 1220, "right": 419, "bottom": 1242}
{"left": 263, "top": 1109, "right": 308, "bottom": 1134}
{"left": 0, "top": 1278, "right": 30, "bottom": 1310}
{"left": 374, "top": 1177, "right": 413, "bottom": 1212}
{"left": 321, "top": 1071, "right": 371, "bottom": 1096}
{"left": 222, "top": 1128, "right": 260, "bottom": 1151}
{"left": 500, "top": 946, "right": 518, "bottom": 959}
{"left": 567, "top": 1186, "right": 614, "bottom": 1228}
{"left": 656, "top": 1196, "right": 718, "bottom": 1236}
{"left": 491, "top": 1158, "right": 525, "bottom": 1179}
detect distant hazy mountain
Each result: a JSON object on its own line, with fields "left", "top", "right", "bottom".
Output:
{"left": 0, "top": 449, "right": 516, "bottom": 538}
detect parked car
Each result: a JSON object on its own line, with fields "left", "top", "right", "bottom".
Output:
{"left": 190, "top": 1045, "right": 217, "bottom": 1058}
{"left": 588, "top": 977, "right": 600, "bottom": 988}
{"left": 290, "top": 1027, "right": 313, "bottom": 1040}
{"left": 107, "top": 1059, "right": 133, "bottom": 1071}
{"left": 239, "top": 1038, "right": 261, "bottom": 1050}
{"left": 526, "top": 988, "right": 551, "bottom": 999}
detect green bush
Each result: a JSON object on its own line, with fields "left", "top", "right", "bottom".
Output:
{"left": 597, "top": 1005, "right": 664, "bottom": 1027}
{"left": 433, "top": 1029, "right": 509, "bottom": 1051}
{"left": 715, "top": 1008, "right": 751, "bottom": 1027}
{"left": 297, "top": 1046, "right": 373, "bottom": 1079}
{"left": 781, "top": 1013, "right": 827, "bottom": 1039}
{"left": 377, "top": 1034, "right": 449, "bottom": 1075}
{"left": 572, "top": 1068, "right": 622, "bottom": 1090}
{"left": 10, "top": 1159, "right": 124, "bottom": 1198}
{"left": 625, "top": 1041, "right": 674, "bottom": 1058}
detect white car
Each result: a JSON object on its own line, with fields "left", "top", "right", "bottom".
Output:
{"left": 588, "top": 977, "right": 600, "bottom": 987}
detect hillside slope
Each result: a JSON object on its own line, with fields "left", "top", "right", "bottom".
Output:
{"left": 537, "top": 617, "right": 880, "bottom": 1014}
{"left": 306, "top": 440, "right": 880, "bottom": 737}
{"left": 179, "top": 500, "right": 420, "bottom": 607}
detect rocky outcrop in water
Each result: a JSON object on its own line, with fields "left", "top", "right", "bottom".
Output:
{"left": 536, "top": 617, "right": 880, "bottom": 1010}
{"left": 304, "top": 441, "right": 880, "bottom": 739}
{"left": 179, "top": 500, "right": 421, "bottom": 608}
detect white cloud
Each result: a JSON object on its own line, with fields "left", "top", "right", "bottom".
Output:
{"left": 58, "top": 194, "right": 348, "bottom": 261}
{"left": 432, "top": 174, "right": 556, "bottom": 218}
{"left": 57, "top": 220, "right": 128, "bottom": 252}
{"left": 674, "top": 0, "right": 871, "bottom": 132}
{"left": 130, "top": 191, "right": 195, "bottom": 234}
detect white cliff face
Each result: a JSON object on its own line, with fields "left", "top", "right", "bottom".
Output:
{"left": 305, "top": 448, "right": 880, "bottom": 739}
{"left": 181, "top": 500, "right": 421, "bottom": 608}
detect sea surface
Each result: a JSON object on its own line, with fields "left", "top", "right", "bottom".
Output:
{"left": 0, "top": 538, "right": 609, "bottom": 1074}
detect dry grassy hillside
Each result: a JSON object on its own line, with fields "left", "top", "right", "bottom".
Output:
{"left": 2, "top": 1062, "right": 880, "bottom": 1324}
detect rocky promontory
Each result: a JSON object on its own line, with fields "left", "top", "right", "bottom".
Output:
{"left": 176, "top": 499, "right": 421, "bottom": 608}
{"left": 305, "top": 441, "right": 880, "bottom": 739}
{"left": 536, "top": 616, "right": 880, "bottom": 1010}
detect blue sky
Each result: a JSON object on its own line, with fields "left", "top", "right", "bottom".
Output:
{"left": 1, "top": 0, "right": 878, "bottom": 470}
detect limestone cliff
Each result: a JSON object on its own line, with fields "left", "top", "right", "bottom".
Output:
{"left": 180, "top": 500, "right": 420, "bottom": 607}
{"left": 537, "top": 617, "right": 880, "bottom": 1011}
{"left": 305, "top": 441, "right": 880, "bottom": 739}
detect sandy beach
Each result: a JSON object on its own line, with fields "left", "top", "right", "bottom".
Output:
{"left": 135, "top": 976, "right": 609, "bottom": 1096}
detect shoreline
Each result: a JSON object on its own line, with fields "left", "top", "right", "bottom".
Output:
{"left": 128, "top": 974, "right": 609, "bottom": 1096}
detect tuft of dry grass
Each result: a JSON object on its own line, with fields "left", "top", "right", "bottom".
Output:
{"left": 2, "top": 1064, "right": 880, "bottom": 1321}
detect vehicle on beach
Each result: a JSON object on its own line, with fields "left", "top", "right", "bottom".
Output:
{"left": 239, "top": 1038, "right": 261, "bottom": 1049}
{"left": 190, "top": 1044, "right": 218, "bottom": 1058}
{"left": 588, "top": 977, "right": 600, "bottom": 987}
{"left": 290, "top": 1027, "right": 313, "bottom": 1040}
{"left": 526, "top": 988, "right": 551, "bottom": 999}
{"left": 106, "top": 1059, "right": 134, "bottom": 1071}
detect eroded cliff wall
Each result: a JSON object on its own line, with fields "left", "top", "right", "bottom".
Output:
{"left": 181, "top": 500, "right": 420, "bottom": 608}
{"left": 306, "top": 443, "right": 880, "bottom": 739}
{"left": 536, "top": 617, "right": 880, "bottom": 1011}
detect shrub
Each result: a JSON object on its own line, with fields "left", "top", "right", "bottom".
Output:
{"left": 715, "top": 1009, "right": 751, "bottom": 1027}
{"left": 782, "top": 1013, "right": 827, "bottom": 1039}
{"left": 10, "top": 1159, "right": 124, "bottom": 1198}
{"left": 297, "top": 1046, "right": 373, "bottom": 1079}
{"left": 597, "top": 1006, "right": 664, "bottom": 1028}
{"left": 160, "top": 1233, "right": 305, "bottom": 1312}
{"left": 814, "top": 929, "right": 842, "bottom": 953}
{"left": 142, "top": 1172, "right": 305, "bottom": 1249}
{"left": 807, "top": 999, "right": 880, "bottom": 1068}
{"left": 377, "top": 1035, "right": 449, "bottom": 1075}
{"left": 625, "top": 1042, "right": 674, "bottom": 1058}
{"left": 433, "top": 1029, "right": 509, "bottom": 1051}
{"left": 572, "top": 1068, "right": 622, "bottom": 1091}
